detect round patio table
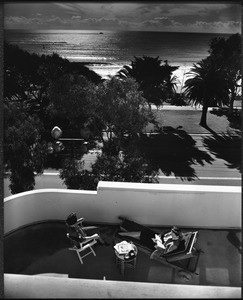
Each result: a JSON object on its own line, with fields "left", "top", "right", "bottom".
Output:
{"left": 114, "top": 242, "right": 138, "bottom": 276}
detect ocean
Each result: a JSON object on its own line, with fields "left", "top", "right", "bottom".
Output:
{"left": 4, "top": 29, "right": 230, "bottom": 91}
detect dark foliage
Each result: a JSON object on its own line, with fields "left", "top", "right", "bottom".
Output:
{"left": 59, "top": 159, "right": 97, "bottom": 190}
{"left": 116, "top": 56, "right": 179, "bottom": 106}
{"left": 4, "top": 102, "right": 47, "bottom": 194}
{"left": 184, "top": 56, "right": 230, "bottom": 127}
{"left": 4, "top": 42, "right": 102, "bottom": 121}
{"left": 59, "top": 151, "right": 159, "bottom": 190}
{"left": 184, "top": 33, "right": 241, "bottom": 129}
{"left": 208, "top": 33, "right": 241, "bottom": 115}
{"left": 169, "top": 93, "right": 188, "bottom": 106}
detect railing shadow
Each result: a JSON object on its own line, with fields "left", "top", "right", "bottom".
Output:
{"left": 202, "top": 132, "right": 241, "bottom": 171}
{"left": 137, "top": 126, "right": 214, "bottom": 181}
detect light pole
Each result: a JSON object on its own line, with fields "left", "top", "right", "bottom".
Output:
{"left": 47, "top": 126, "right": 89, "bottom": 157}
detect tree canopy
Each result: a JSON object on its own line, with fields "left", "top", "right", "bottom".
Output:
{"left": 184, "top": 56, "right": 230, "bottom": 128}
{"left": 208, "top": 33, "right": 241, "bottom": 115}
{"left": 4, "top": 101, "right": 47, "bottom": 194}
{"left": 4, "top": 42, "right": 102, "bottom": 117}
{"left": 91, "top": 77, "right": 156, "bottom": 154}
{"left": 116, "top": 56, "right": 179, "bottom": 107}
{"left": 60, "top": 151, "right": 159, "bottom": 190}
{"left": 47, "top": 74, "right": 96, "bottom": 130}
{"left": 4, "top": 43, "right": 102, "bottom": 192}
{"left": 184, "top": 33, "right": 241, "bottom": 129}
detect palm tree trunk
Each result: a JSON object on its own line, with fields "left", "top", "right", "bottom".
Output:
{"left": 228, "top": 92, "right": 236, "bottom": 116}
{"left": 199, "top": 104, "right": 208, "bottom": 128}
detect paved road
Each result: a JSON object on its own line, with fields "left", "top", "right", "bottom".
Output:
{"left": 4, "top": 134, "right": 241, "bottom": 198}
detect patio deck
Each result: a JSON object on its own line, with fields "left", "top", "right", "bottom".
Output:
{"left": 4, "top": 221, "right": 241, "bottom": 287}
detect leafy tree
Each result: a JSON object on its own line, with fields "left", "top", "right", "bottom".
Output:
{"left": 4, "top": 43, "right": 43, "bottom": 109}
{"left": 184, "top": 56, "right": 230, "bottom": 128}
{"left": 45, "top": 73, "right": 99, "bottom": 169}
{"left": 48, "top": 73, "right": 96, "bottom": 131}
{"left": 57, "top": 76, "right": 159, "bottom": 189}
{"left": 4, "top": 102, "right": 47, "bottom": 194}
{"left": 59, "top": 159, "right": 97, "bottom": 190}
{"left": 93, "top": 152, "right": 158, "bottom": 183}
{"left": 208, "top": 33, "right": 241, "bottom": 115}
{"left": 48, "top": 75, "right": 156, "bottom": 172}
{"left": 38, "top": 52, "right": 102, "bottom": 85}
{"left": 92, "top": 77, "right": 156, "bottom": 154}
{"left": 116, "top": 56, "right": 179, "bottom": 107}
{"left": 4, "top": 42, "right": 102, "bottom": 123}
{"left": 60, "top": 151, "right": 159, "bottom": 190}
{"left": 169, "top": 92, "right": 188, "bottom": 106}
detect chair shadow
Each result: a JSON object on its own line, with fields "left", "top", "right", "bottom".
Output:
{"left": 137, "top": 126, "right": 214, "bottom": 181}
{"left": 202, "top": 132, "right": 241, "bottom": 171}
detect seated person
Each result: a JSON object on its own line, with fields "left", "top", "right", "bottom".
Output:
{"left": 66, "top": 212, "right": 87, "bottom": 236}
{"left": 152, "top": 226, "right": 183, "bottom": 255}
{"left": 67, "top": 224, "right": 99, "bottom": 249}
{"left": 66, "top": 212, "right": 103, "bottom": 248}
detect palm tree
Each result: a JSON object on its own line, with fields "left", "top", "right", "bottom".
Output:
{"left": 116, "top": 56, "right": 179, "bottom": 107}
{"left": 208, "top": 33, "right": 241, "bottom": 116}
{"left": 184, "top": 57, "right": 230, "bottom": 128}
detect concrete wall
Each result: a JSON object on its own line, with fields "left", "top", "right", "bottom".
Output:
{"left": 4, "top": 274, "right": 241, "bottom": 299}
{"left": 4, "top": 181, "right": 241, "bottom": 234}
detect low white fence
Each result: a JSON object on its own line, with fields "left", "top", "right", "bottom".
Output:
{"left": 4, "top": 181, "right": 241, "bottom": 234}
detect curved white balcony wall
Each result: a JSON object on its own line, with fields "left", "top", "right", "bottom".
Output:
{"left": 4, "top": 181, "right": 241, "bottom": 234}
{"left": 5, "top": 274, "right": 241, "bottom": 299}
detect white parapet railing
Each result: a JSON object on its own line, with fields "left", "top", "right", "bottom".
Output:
{"left": 4, "top": 274, "right": 241, "bottom": 299}
{"left": 4, "top": 181, "right": 241, "bottom": 234}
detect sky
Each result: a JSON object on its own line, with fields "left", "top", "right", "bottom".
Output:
{"left": 4, "top": 1, "right": 241, "bottom": 34}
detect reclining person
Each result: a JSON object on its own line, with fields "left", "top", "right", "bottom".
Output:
{"left": 152, "top": 226, "right": 183, "bottom": 255}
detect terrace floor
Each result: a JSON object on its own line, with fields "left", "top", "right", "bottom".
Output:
{"left": 4, "top": 221, "right": 241, "bottom": 287}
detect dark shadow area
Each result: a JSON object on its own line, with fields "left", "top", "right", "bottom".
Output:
{"left": 199, "top": 123, "right": 218, "bottom": 135}
{"left": 4, "top": 222, "right": 241, "bottom": 287}
{"left": 202, "top": 132, "right": 241, "bottom": 171}
{"left": 210, "top": 108, "right": 241, "bottom": 130}
{"left": 166, "top": 93, "right": 189, "bottom": 106}
{"left": 4, "top": 222, "right": 69, "bottom": 274}
{"left": 4, "top": 222, "right": 118, "bottom": 274}
{"left": 137, "top": 127, "right": 214, "bottom": 180}
{"left": 226, "top": 231, "right": 242, "bottom": 254}
{"left": 4, "top": 222, "right": 158, "bottom": 283}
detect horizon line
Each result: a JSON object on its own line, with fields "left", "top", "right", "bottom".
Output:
{"left": 4, "top": 28, "right": 238, "bottom": 35}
